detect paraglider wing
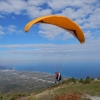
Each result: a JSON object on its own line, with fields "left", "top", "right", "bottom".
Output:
{"left": 24, "top": 15, "right": 85, "bottom": 44}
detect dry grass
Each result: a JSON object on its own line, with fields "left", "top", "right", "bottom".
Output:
{"left": 54, "top": 92, "right": 90, "bottom": 100}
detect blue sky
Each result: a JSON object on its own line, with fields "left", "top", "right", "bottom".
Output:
{"left": 0, "top": 0, "right": 100, "bottom": 69}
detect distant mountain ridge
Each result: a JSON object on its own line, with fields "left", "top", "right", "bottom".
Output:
{"left": 0, "top": 66, "right": 13, "bottom": 70}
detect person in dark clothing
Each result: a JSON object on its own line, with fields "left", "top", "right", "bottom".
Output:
{"left": 55, "top": 72, "right": 62, "bottom": 83}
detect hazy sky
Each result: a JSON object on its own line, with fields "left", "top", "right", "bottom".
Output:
{"left": 0, "top": 0, "right": 100, "bottom": 67}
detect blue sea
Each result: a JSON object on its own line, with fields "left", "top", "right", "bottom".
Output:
{"left": 14, "top": 62, "right": 100, "bottom": 79}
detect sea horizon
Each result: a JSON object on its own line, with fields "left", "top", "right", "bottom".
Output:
{"left": 14, "top": 62, "right": 100, "bottom": 79}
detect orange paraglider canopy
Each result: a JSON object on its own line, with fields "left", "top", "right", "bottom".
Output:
{"left": 24, "top": 15, "right": 85, "bottom": 44}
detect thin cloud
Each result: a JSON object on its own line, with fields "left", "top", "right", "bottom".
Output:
{"left": 38, "top": 24, "right": 71, "bottom": 40}
{"left": 26, "top": 6, "right": 52, "bottom": 18}
{"left": 6, "top": 25, "right": 17, "bottom": 34}
{"left": 0, "top": 0, "right": 27, "bottom": 14}
{"left": 0, "top": 0, "right": 100, "bottom": 29}
{"left": 0, "top": 15, "right": 5, "bottom": 18}
{"left": 0, "top": 40, "right": 100, "bottom": 60}
{"left": 12, "top": 16, "right": 16, "bottom": 19}
{"left": 0, "top": 25, "right": 22, "bottom": 35}
{"left": 0, "top": 26, "right": 5, "bottom": 35}
{"left": 48, "top": 0, "right": 97, "bottom": 11}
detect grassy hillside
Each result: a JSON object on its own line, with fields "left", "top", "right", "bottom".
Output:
{"left": 0, "top": 77, "right": 100, "bottom": 100}
{"left": 19, "top": 81, "right": 100, "bottom": 100}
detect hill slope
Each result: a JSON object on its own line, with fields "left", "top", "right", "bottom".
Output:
{"left": 19, "top": 81, "right": 100, "bottom": 100}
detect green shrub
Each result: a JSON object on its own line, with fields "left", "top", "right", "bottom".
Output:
{"left": 28, "top": 97, "right": 37, "bottom": 100}
{"left": 84, "top": 76, "right": 91, "bottom": 84}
